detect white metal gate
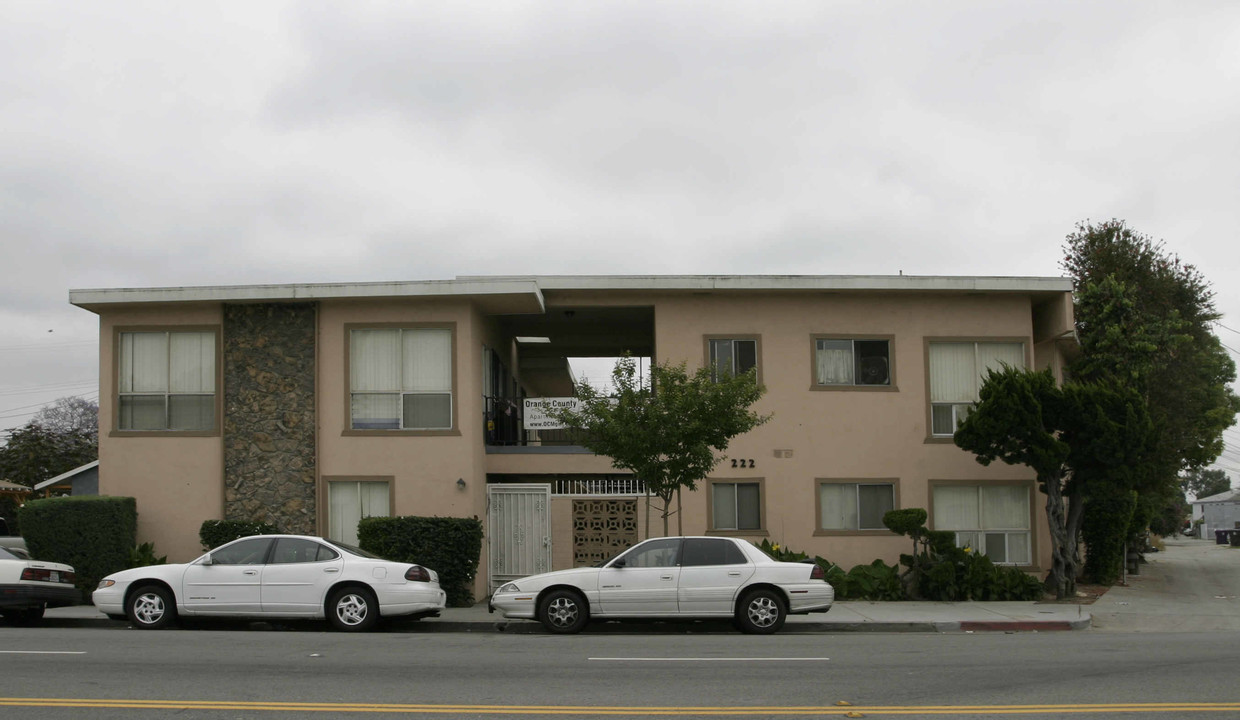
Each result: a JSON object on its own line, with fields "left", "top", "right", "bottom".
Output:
{"left": 487, "top": 484, "right": 551, "bottom": 595}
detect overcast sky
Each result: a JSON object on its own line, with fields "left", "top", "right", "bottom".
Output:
{"left": 2, "top": 1, "right": 1238, "bottom": 476}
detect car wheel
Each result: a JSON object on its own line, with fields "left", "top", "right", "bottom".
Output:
{"left": 538, "top": 589, "right": 589, "bottom": 634}
{"left": 328, "top": 587, "right": 379, "bottom": 632}
{"left": 736, "top": 588, "right": 786, "bottom": 634}
{"left": 128, "top": 585, "right": 176, "bottom": 629}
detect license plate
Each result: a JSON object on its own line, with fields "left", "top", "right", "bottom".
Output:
{"left": 49, "top": 571, "right": 59, "bottom": 583}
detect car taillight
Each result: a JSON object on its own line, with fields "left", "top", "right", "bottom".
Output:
{"left": 809, "top": 564, "right": 825, "bottom": 581}
{"left": 405, "top": 566, "right": 431, "bottom": 582}
{"left": 21, "top": 568, "right": 74, "bottom": 584}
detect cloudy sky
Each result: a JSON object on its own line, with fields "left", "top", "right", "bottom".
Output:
{"left": 2, "top": 1, "right": 1238, "bottom": 476}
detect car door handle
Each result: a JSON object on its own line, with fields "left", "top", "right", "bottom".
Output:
{"left": 661, "top": 575, "right": 673, "bottom": 580}
{"left": 324, "top": 568, "right": 340, "bottom": 573}
{"left": 243, "top": 570, "right": 258, "bottom": 576}
{"left": 728, "top": 572, "right": 741, "bottom": 576}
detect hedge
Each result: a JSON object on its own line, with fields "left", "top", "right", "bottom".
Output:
{"left": 199, "top": 519, "right": 280, "bottom": 551}
{"left": 357, "top": 516, "right": 483, "bottom": 607}
{"left": 17, "top": 496, "right": 137, "bottom": 602}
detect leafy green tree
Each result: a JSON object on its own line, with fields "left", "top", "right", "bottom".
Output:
{"left": 553, "top": 355, "right": 769, "bottom": 537}
{"left": 953, "top": 366, "right": 1153, "bottom": 597}
{"left": 0, "top": 410, "right": 99, "bottom": 531}
{"left": 1182, "top": 468, "right": 1232, "bottom": 499}
{"left": 1064, "top": 220, "right": 1239, "bottom": 490}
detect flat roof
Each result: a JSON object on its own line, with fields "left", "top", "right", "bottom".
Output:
{"left": 71, "top": 274, "right": 1072, "bottom": 313}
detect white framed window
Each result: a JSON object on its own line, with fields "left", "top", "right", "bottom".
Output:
{"left": 327, "top": 480, "right": 391, "bottom": 546}
{"left": 711, "top": 481, "right": 762, "bottom": 531}
{"left": 928, "top": 341, "right": 1025, "bottom": 436}
{"left": 350, "top": 327, "right": 453, "bottom": 430}
{"left": 932, "top": 484, "right": 1031, "bottom": 565}
{"left": 818, "top": 481, "right": 896, "bottom": 531}
{"left": 708, "top": 338, "right": 758, "bottom": 381}
{"left": 118, "top": 330, "right": 216, "bottom": 431}
{"left": 814, "top": 338, "right": 891, "bottom": 386}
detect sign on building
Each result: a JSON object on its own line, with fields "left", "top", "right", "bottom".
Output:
{"left": 523, "top": 397, "right": 581, "bottom": 430}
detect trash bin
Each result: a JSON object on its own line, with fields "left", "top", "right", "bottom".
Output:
{"left": 1218, "top": 529, "right": 1235, "bottom": 545}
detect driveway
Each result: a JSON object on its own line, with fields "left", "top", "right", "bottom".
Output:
{"left": 1090, "top": 535, "right": 1240, "bottom": 632}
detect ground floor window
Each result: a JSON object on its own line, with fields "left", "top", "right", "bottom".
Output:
{"left": 710, "top": 480, "right": 762, "bottom": 531}
{"left": 932, "top": 483, "right": 1031, "bottom": 565}
{"left": 818, "top": 481, "right": 896, "bottom": 531}
{"left": 328, "top": 480, "right": 391, "bottom": 546}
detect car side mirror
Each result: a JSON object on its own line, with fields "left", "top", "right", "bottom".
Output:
{"left": 611, "top": 558, "right": 626, "bottom": 569}
{"left": 199, "top": 555, "right": 214, "bottom": 566}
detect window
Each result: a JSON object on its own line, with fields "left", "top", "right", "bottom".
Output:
{"left": 932, "top": 484, "right": 1031, "bottom": 565}
{"left": 681, "top": 538, "right": 748, "bottom": 566}
{"left": 118, "top": 330, "right": 217, "bottom": 431}
{"left": 328, "top": 480, "right": 391, "bottom": 546}
{"left": 928, "top": 341, "right": 1025, "bottom": 435}
{"left": 711, "top": 481, "right": 762, "bottom": 531}
{"left": 708, "top": 338, "right": 757, "bottom": 381}
{"left": 814, "top": 338, "right": 891, "bottom": 387}
{"left": 617, "top": 538, "right": 681, "bottom": 568}
{"left": 270, "top": 538, "right": 339, "bottom": 564}
{"left": 818, "top": 481, "right": 896, "bottom": 531}
{"left": 209, "top": 537, "right": 274, "bottom": 565}
{"left": 350, "top": 327, "right": 453, "bottom": 430}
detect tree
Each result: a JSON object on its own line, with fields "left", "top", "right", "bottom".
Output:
{"left": 31, "top": 397, "right": 99, "bottom": 436}
{"left": 953, "top": 366, "right": 1153, "bottom": 597}
{"left": 553, "top": 355, "right": 769, "bottom": 537}
{"left": 0, "top": 422, "right": 97, "bottom": 490}
{"left": 1182, "top": 468, "right": 1232, "bottom": 500}
{"left": 1064, "top": 220, "right": 1240, "bottom": 486}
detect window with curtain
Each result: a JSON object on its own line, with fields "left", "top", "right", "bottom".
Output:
{"left": 711, "top": 481, "right": 762, "bottom": 531}
{"left": 328, "top": 480, "right": 391, "bottom": 546}
{"left": 708, "top": 338, "right": 757, "bottom": 382}
{"left": 118, "top": 330, "right": 216, "bottom": 431}
{"left": 928, "top": 341, "right": 1024, "bottom": 435}
{"left": 350, "top": 328, "right": 453, "bottom": 430}
{"left": 932, "top": 484, "right": 1031, "bottom": 565}
{"left": 818, "top": 482, "right": 896, "bottom": 530}
{"left": 814, "top": 338, "right": 891, "bottom": 386}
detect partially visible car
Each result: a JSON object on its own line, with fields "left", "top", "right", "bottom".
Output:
{"left": 0, "top": 545, "right": 78, "bottom": 625}
{"left": 489, "top": 536, "right": 834, "bottom": 634}
{"left": 0, "top": 517, "right": 30, "bottom": 556}
{"left": 93, "top": 534, "right": 446, "bottom": 631}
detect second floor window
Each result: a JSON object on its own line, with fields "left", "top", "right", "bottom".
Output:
{"left": 350, "top": 328, "right": 453, "bottom": 430}
{"left": 814, "top": 338, "right": 891, "bottom": 386}
{"left": 118, "top": 330, "right": 216, "bottom": 431}
{"left": 928, "top": 341, "right": 1024, "bottom": 436}
{"left": 709, "top": 338, "right": 757, "bottom": 381}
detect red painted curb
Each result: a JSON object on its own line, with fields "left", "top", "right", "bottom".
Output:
{"left": 959, "top": 621, "right": 1075, "bottom": 631}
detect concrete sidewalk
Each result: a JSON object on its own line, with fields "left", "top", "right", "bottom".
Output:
{"left": 43, "top": 599, "right": 1090, "bottom": 633}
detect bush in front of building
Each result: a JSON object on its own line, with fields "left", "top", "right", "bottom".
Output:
{"left": 357, "top": 515, "right": 483, "bottom": 607}
{"left": 18, "top": 495, "right": 137, "bottom": 602}
{"left": 198, "top": 519, "right": 280, "bottom": 550}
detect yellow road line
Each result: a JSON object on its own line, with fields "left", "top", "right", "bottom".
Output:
{"left": 2, "top": 698, "right": 1240, "bottom": 715}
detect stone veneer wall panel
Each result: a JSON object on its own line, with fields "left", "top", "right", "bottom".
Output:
{"left": 223, "top": 303, "right": 317, "bottom": 533}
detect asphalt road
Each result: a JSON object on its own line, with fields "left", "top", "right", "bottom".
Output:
{"left": 1, "top": 537, "right": 1236, "bottom": 719}
{"left": 2, "top": 628, "right": 1239, "bottom": 719}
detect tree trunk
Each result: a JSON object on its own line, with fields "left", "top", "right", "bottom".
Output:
{"left": 676, "top": 487, "right": 683, "bottom": 536}
{"left": 1041, "top": 470, "right": 1078, "bottom": 599}
{"left": 644, "top": 487, "right": 652, "bottom": 541}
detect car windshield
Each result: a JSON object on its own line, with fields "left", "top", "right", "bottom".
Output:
{"left": 322, "top": 539, "right": 383, "bottom": 560}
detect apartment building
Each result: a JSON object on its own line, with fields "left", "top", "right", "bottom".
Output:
{"left": 71, "top": 274, "right": 1075, "bottom": 596}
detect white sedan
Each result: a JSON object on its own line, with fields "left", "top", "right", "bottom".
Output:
{"left": 0, "top": 545, "right": 78, "bottom": 625}
{"left": 93, "top": 534, "right": 446, "bottom": 631}
{"left": 489, "top": 536, "right": 833, "bottom": 634}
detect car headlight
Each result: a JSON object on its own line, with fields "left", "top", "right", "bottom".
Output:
{"left": 496, "top": 582, "right": 520, "bottom": 594}
{"left": 96, "top": 579, "right": 116, "bottom": 590}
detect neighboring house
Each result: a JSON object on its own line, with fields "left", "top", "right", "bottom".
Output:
{"left": 71, "top": 274, "right": 1076, "bottom": 597}
{"left": 1192, "top": 489, "right": 1240, "bottom": 540}
{"left": 34, "top": 460, "right": 100, "bottom": 497}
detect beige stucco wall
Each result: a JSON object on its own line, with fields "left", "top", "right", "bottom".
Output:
{"left": 96, "top": 304, "right": 226, "bottom": 562}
